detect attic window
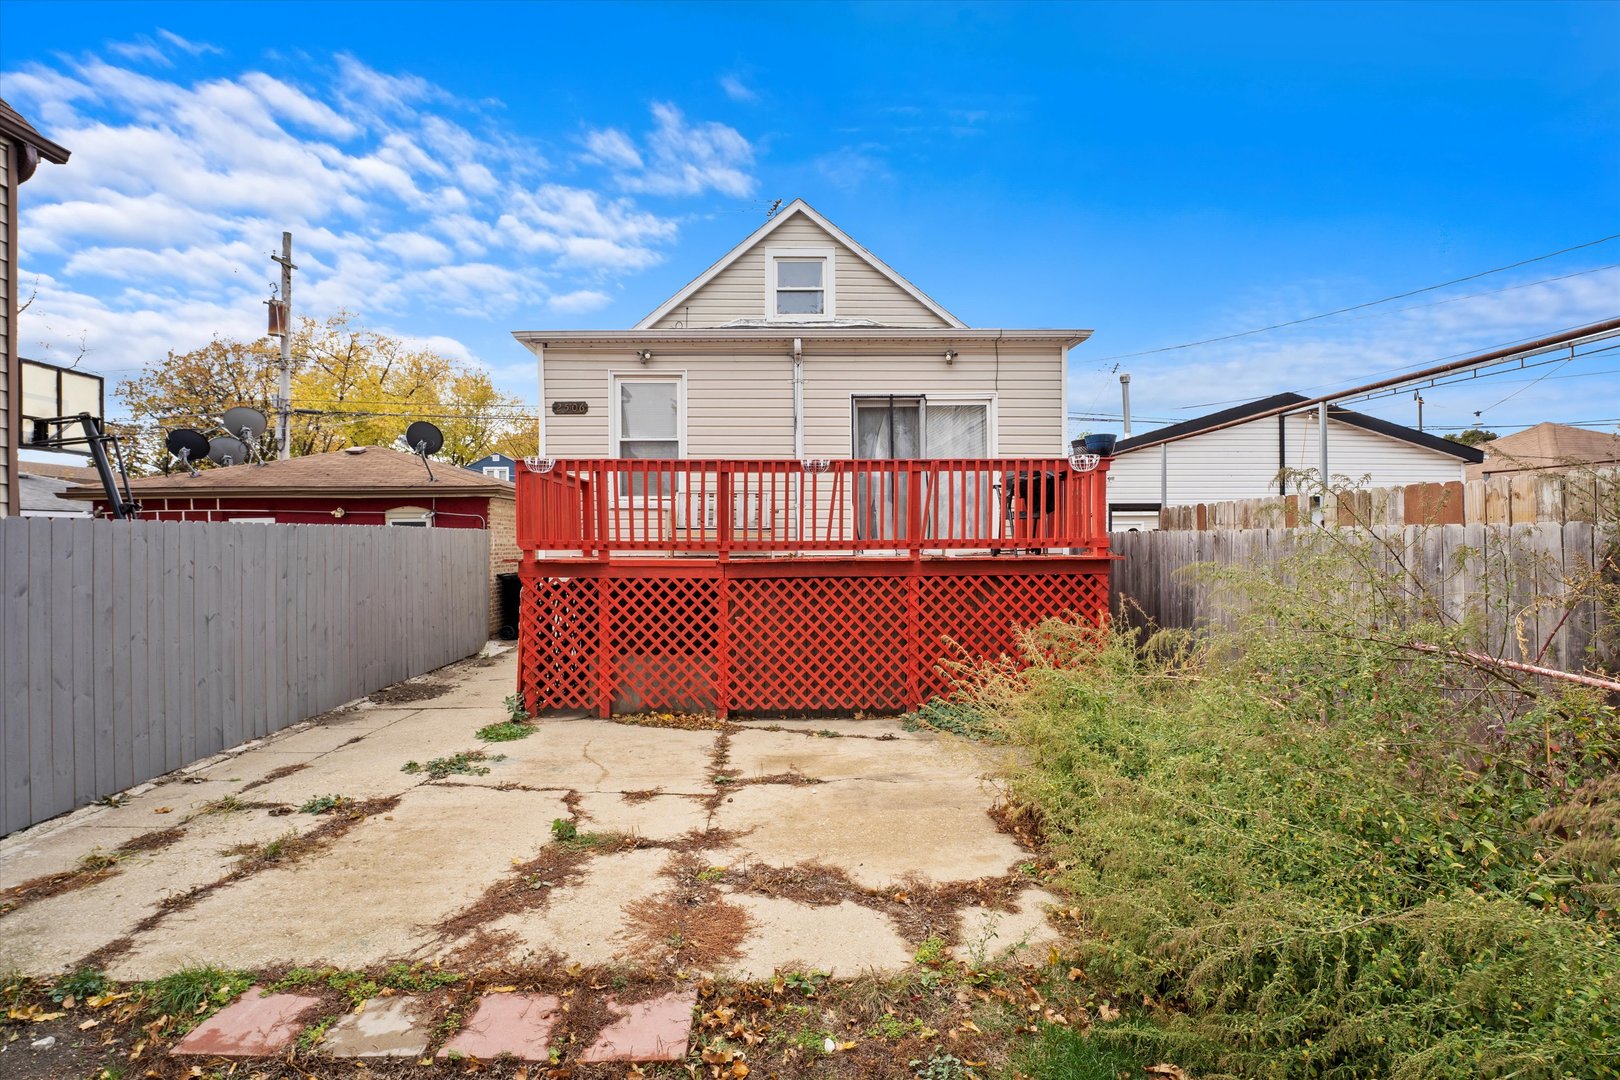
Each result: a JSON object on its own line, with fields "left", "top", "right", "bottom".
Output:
{"left": 766, "top": 248, "right": 835, "bottom": 320}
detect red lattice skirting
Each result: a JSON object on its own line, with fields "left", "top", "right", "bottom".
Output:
{"left": 518, "top": 558, "right": 1109, "bottom": 717}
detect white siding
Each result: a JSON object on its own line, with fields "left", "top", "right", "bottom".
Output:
{"left": 649, "top": 215, "right": 952, "bottom": 330}
{"left": 542, "top": 345, "right": 1065, "bottom": 459}
{"left": 1107, "top": 412, "right": 1468, "bottom": 507}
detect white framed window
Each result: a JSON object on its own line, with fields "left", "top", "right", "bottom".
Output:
{"left": 765, "top": 247, "right": 835, "bottom": 320}
{"left": 610, "top": 373, "right": 685, "bottom": 498}
{"left": 482, "top": 465, "right": 512, "bottom": 482}
{"left": 851, "top": 395, "right": 994, "bottom": 458}
{"left": 386, "top": 505, "right": 432, "bottom": 527}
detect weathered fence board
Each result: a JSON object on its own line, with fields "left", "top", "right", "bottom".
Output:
{"left": 0, "top": 519, "right": 489, "bottom": 835}
{"left": 1111, "top": 522, "right": 1616, "bottom": 675}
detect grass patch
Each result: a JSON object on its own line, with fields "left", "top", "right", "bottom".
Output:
{"left": 298, "top": 793, "right": 350, "bottom": 814}
{"left": 476, "top": 720, "right": 536, "bottom": 742}
{"left": 269, "top": 962, "right": 461, "bottom": 1006}
{"left": 1015, "top": 1023, "right": 1149, "bottom": 1080}
{"left": 139, "top": 966, "right": 253, "bottom": 1034}
{"left": 899, "top": 698, "right": 1000, "bottom": 741}
{"left": 401, "top": 750, "right": 504, "bottom": 779}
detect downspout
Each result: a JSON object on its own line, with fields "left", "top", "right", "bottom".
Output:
{"left": 792, "top": 337, "right": 804, "bottom": 459}
{"left": 535, "top": 342, "right": 547, "bottom": 456}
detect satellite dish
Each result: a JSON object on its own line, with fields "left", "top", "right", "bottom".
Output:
{"left": 166, "top": 428, "right": 209, "bottom": 460}
{"left": 222, "top": 406, "right": 268, "bottom": 441}
{"left": 165, "top": 428, "right": 209, "bottom": 477}
{"left": 208, "top": 436, "right": 248, "bottom": 467}
{"left": 406, "top": 421, "right": 444, "bottom": 456}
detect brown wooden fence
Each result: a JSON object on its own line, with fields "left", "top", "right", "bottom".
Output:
{"left": 1158, "top": 468, "right": 1617, "bottom": 531}
{"left": 1109, "top": 522, "right": 1616, "bottom": 675}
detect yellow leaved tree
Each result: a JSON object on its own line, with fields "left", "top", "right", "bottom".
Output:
{"left": 116, "top": 313, "right": 533, "bottom": 471}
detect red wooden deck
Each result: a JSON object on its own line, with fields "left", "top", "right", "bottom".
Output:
{"left": 515, "top": 457, "right": 1112, "bottom": 717}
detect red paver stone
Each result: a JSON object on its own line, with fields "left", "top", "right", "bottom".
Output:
{"left": 577, "top": 990, "right": 697, "bottom": 1063}
{"left": 169, "top": 987, "right": 321, "bottom": 1057}
{"left": 437, "top": 993, "right": 560, "bottom": 1061}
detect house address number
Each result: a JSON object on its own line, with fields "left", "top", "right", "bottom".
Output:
{"left": 551, "top": 401, "right": 589, "bottom": 416}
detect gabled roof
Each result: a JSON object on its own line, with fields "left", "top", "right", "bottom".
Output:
{"left": 1114, "top": 392, "right": 1485, "bottom": 463}
{"left": 1471, "top": 421, "right": 1620, "bottom": 478}
{"left": 634, "top": 199, "right": 967, "bottom": 330}
{"left": 59, "top": 447, "right": 516, "bottom": 501}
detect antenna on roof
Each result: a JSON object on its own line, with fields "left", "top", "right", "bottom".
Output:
{"left": 405, "top": 420, "right": 443, "bottom": 482}
{"left": 765, "top": 198, "right": 783, "bottom": 219}
{"left": 165, "top": 428, "right": 209, "bottom": 477}
{"left": 221, "top": 406, "right": 269, "bottom": 465}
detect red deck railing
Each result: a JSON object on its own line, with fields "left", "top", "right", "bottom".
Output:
{"left": 516, "top": 456, "right": 1111, "bottom": 558}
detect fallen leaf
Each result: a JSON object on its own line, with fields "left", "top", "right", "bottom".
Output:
{"left": 1145, "top": 1066, "right": 1189, "bottom": 1080}
{"left": 78, "top": 1019, "right": 99, "bottom": 1030}
{"left": 486, "top": 985, "right": 517, "bottom": 994}
{"left": 32, "top": 1011, "right": 65, "bottom": 1022}
{"left": 1067, "top": 967, "right": 1084, "bottom": 982}
{"left": 1097, "top": 1002, "right": 1120, "bottom": 1023}
{"left": 154, "top": 807, "right": 173, "bottom": 814}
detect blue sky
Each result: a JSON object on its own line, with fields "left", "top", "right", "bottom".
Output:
{"left": 3, "top": 0, "right": 1617, "bottom": 441}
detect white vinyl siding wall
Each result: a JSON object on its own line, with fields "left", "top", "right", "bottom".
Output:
{"left": 540, "top": 346, "right": 1065, "bottom": 459}
{"left": 1107, "top": 413, "right": 1469, "bottom": 507}
{"left": 648, "top": 216, "right": 951, "bottom": 330}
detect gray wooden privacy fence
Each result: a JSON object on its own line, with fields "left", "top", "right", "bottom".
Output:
{"left": 1, "top": 518, "right": 490, "bottom": 835}
{"left": 1110, "top": 523, "right": 1615, "bottom": 674}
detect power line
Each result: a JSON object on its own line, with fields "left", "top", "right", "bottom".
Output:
{"left": 1088, "top": 232, "right": 1620, "bottom": 363}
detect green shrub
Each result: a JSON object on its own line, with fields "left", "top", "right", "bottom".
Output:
{"left": 972, "top": 525, "right": 1620, "bottom": 1079}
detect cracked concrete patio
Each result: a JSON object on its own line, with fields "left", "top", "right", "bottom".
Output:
{"left": 0, "top": 646, "right": 1059, "bottom": 983}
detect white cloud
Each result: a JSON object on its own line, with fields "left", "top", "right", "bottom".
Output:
{"left": 592, "top": 103, "right": 755, "bottom": 198}
{"left": 720, "top": 75, "right": 757, "bottom": 103}
{"left": 156, "top": 30, "right": 222, "bottom": 57}
{"left": 2, "top": 47, "right": 756, "bottom": 404}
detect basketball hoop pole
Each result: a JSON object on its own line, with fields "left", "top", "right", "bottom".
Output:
{"left": 39, "top": 412, "right": 139, "bottom": 519}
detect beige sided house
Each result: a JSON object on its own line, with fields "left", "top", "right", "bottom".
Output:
{"left": 514, "top": 200, "right": 1087, "bottom": 464}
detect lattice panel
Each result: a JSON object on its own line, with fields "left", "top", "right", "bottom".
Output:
{"left": 915, "top": 572, "right": 1107, "bottom": 701}
{"left": 518, "top": 575, "right": 599, "bottom": 713}
{"left": 606, "top": 576, "right": 721, "bottom": 713}
{"left": 729, "top": 576, "right": 910, "bottom": 713}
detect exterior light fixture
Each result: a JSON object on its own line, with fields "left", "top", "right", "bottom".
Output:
{"left": 637, "top": 349, "right": 654, "bottom": 364}
{"left": 944, "top": 350, "right": 957, "bottom": 366}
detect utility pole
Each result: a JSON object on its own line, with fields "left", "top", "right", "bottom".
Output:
{"left": 271, "top": 232, "right": 296, "bottom": 460}
{"left": 1119, "top": 373, "right": 1133, "bottom": 436}
{"left": 1414, "top": 392, "right": 1425, "bottom": 432}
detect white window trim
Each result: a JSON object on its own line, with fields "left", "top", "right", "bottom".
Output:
{"left": 385, "top": 505, "right": 433, "bottom": 526}
{"left": 764, "top": 246, "right": 836, "bottom": 321}
{"left": 848, "top": 392, "right": 998, "bottom": 457}
{"left": 482, "top": 465, "right": 512, "bottom": 481}
{"left": 609, "top": 371, "right": 687, "bottom": 505}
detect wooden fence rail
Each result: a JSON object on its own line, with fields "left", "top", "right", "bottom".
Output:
{"left": 1110, "top": 523, "right": 1616, "bottom": 675}
{"left": 0, "top": 519, "right": 489, "bottom": 835}
{"left": 1157, "top": 468, "right": 1617, "bottom": 531}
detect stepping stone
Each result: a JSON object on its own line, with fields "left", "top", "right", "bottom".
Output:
{"left": 169, "top": 987, "right": 320, "bottom": 1056}
{"left": 577, "top": 990, "right": 697, "bottom": 1063}
{"left": 437, "top": 993, "right": 559, "bottom": 1061}
{"left": 321, "top": 995, "right": 439, "bottom": 1058}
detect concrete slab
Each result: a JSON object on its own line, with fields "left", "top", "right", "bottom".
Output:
{"left": 577, "top": 990, "right": 697, "bottom": 1063}
{"left": 724, "top": 895, "right": 913, "bottom": 978}
{"left": 58, "top": 782, "right": 243, "bottom": 830}
{"left": 734, "top": 718, "right": 924, "bottom": 740}
{"left": 574, "top": 792, "right": 709, "bottom": 842}
{"left": 1, "top": 824, "right": 167, "bottom": 888}
{"left": 437, "top": 993, "right": 559, "bottom": 1061}
{"left": 321, "top": 994, "right": 440, "bottom": 1057}
{"left": 726, "top": 728, "right": 995, "bottom": 784}
{"left": 0, "top": 810, "right": 334, "bottom": 976}
{"left": 952, "top": 888, "right": 1061, "bottom": 965}
{"left": 711, "top": 778, "right": 1025, "bottom": 890}
{"left": 449, "top": 721, "right": 717, "bottom": 794}
{"left": 250, "top": 724, "right": 385, "bottom": 756}
{"left": 109, "top": 785, "right": 570, "bottom": 980}
{"left": 186, "top": 751, "right": 325, "bottom": 789}
{"left": 480, "top": 847, "right": 673, "bottom": 967}
{"left": 169, "top": 988, "right": 320, "bottom": 1056}
{"left": 240, "top": 722, "right": 478, "bottom": 803}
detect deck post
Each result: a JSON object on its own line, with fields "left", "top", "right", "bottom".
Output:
{"left": 717, "top": 464, "right": 734, "bottom": 561}
{"left": 595, "top": 575, "right": 612, "bottom": 718}
{"left": 715, "top": 567, "right": 731, "bottom": 720}
{"left": 905, "top": 561, "right": 922, "bottom": 709}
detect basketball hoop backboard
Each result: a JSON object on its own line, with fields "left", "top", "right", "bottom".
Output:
{"left": 22, "top": 358, "right": 104, "bottom": 455}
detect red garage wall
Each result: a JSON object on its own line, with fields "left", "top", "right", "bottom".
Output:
{"left": 90, "top": 494, "right": 496, "bottom": 528}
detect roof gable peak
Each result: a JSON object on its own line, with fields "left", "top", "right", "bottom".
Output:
{"left": 634, "top": 199, "right": 966, "bottom": 330}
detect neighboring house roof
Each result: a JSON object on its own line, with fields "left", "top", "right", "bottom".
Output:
{"left": 1113, "top": 392, "right": 1485, "bottom": 463}
{"left": 1469, "top": 422, "right": 1620, "bottom": 480}
{"left": 0, "top": 96, "right": 71, "bottom": 173}
{"left": 15, "top": 459, "right": 97, "bottom": 483}
{"left": 18, "top": 472, "right": 91, "bottom": 515}
{"left": 632, "top": 199, "right": 968, "bottom": 330}
{"left": 59, "top": 447, "right": 516, "bottom": 501}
